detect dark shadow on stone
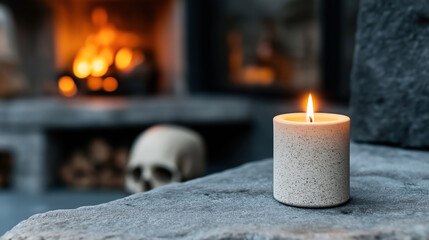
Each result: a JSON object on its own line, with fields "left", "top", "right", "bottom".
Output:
{"left": 273, "top": 196, "right": 351, "bottom": 209}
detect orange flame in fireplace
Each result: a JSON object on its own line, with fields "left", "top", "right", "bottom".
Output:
{"left": 100, "top": 48, "right": 114, "bottom": 66}
{"left": 58, "top": 76, "right": 77, "bottom": 97}
{"left": 91, "top": 57, "right": 109, "bottom": 77}
{"left": 115, "top": 48, "right": 133, "bottom": 70}
{"left": 92, "top": 7, "right": 108, "bottom": 26}
{"left": 103, "top": 77, "right": 118, "bottom": 92}
{"left": 61, "top": 7, "right": 144, "bottom": 95}
{"left": 87, "top": 77, "right": 103, "bottom": 91}
{"left": 73, "top": 60, "right": 91, "bottom": 79}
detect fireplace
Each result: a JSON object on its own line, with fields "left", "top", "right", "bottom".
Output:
{"left": 52, "top": 1, "right": 159, "bottom": 96}
{"left": 4, "top": 0, "right": 185, "bottom": 97}
{"left": 0, "top": 0, "right": 357, "bottom": 193}
{"left": 3, "top": 0, "right": 357, "bottom": 99}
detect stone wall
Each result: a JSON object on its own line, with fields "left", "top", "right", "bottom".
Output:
{"left": 350, "top": 0, "right": 429, "bottom": 148}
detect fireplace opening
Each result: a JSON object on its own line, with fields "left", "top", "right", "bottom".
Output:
{"left": 4, "top": 0, "right": 184, "bottom": 97}
{"left": 52, "top": 3, "right": 159, "bottom": 97}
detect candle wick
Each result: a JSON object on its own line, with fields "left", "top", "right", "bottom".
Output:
{"left": 309, "top": 116, "right": 313, "bottom": 123}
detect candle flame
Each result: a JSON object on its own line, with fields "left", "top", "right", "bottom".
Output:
{"left": 306, "top": 94, "right": 314, "bottom": 123}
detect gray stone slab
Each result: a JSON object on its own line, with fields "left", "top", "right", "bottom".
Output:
{"left": 3, "top": 142, "right": 429, "bottom": 240}
{"left": 350, "top": 0, "right": 429, "bottom": 148}
{"left": 0, "top": 190, "right": 127, "bottom": 236}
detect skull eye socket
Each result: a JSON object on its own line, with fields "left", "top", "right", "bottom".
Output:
{"left": 131, "top": 167, "right": 143, "bottom": 181}
{"left": 152, "top": 166, "right": 173, "bottom": 182}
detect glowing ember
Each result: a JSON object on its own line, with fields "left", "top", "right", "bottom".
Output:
{"left": 91, "top": 57, "right": 108, "bottom": 77}
{"left": 58, "top": 76, "right": 77, "bottom": 97}
{"left": 306, "top": 94, "right": 314, "bottom": 123}
{"left": 100, "top": 48, "right": 114, "bottom": 66}
{"left": 115, "top": 48, "right": 133, "bottom": 70}
{"left": 73, "top": 60, "right": 91, "bottom": 79}
{"left": 87, "top": 77, "right": 103, "bottom": 91}
{"left": 103, "top": 77, "right": 118, "bottom": 92}
{"left": 78, "top": 44, "right": 97, "bottom": 59}
{"left": 97, "top": 26, "right": 116, "bottom": 46}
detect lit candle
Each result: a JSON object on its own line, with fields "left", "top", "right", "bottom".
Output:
{"left": 273, "top": 94, "right": 350, "bottom": 208}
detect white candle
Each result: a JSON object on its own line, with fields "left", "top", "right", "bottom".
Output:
{"left": 273, "top": 95, "right": 350, "bottom": 208}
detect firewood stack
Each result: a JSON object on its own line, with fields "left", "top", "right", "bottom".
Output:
{"left": 0, "top": 153, "right": 11, "bottom": 188}
{"left": 60, "top": 138, "right": 129, "bottom": 189}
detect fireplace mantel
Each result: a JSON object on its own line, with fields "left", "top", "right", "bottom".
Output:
{"left": 0, "top": 96, "right": 252, "bottom": 129}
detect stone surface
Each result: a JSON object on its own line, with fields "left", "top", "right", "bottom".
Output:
{"left": 3, "top": 142, "right": 429, "bottom": 240}
{"left": 350, "top": 0, "right": 429, "bottom": 148}
{"left": 0, "top": 191, "right": 127, "bottom": 236}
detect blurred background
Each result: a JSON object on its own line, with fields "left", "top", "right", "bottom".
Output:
{"left": 0, "top": 0, "right": 358, "bottom": 234}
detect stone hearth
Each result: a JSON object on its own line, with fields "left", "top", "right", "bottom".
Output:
{"left": 3, "top": 142, "right": 429, "bottom": 240}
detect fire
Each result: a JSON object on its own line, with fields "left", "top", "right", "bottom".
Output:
{"left": 97, "top": 26, "right": 116, "bottom": 46}
{"left": 79, "top": 44, "right": 97, "bottom": 59}
{"left": 103, "top": 77, "right": 118, "bottom": 92}
{"left": 306, "top": 94, "right": 314, "bottom": 123}
{"left": 115, "top": 48, "right": 133, "bottom": 70}
{"left": 87, "top": 77, "right": 103, "bottom": 91}
{"left": 100, "top": 48, "right": 114, "bottom": 66}
{"left": 91, "top": 57, "right": 108, "bottom": 77}
{"left": 61, "top": 7, "right": 145, "bottom": 96}
{"left": 92, "top": 7, "right": 108, "bottom": 26}
{"left": 58, "top": 76, "right": 77, "bottom": 97}
{"left": 73, "top": 60, "right": 91, "bottom": 79}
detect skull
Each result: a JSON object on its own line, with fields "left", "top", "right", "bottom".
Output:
{"left": 126, "top": 125, "right": 206, "bottom": 193}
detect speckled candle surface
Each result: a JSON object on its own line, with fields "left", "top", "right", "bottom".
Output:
{"left": 273, "top": 113, "right": 350, "bottom": 208}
